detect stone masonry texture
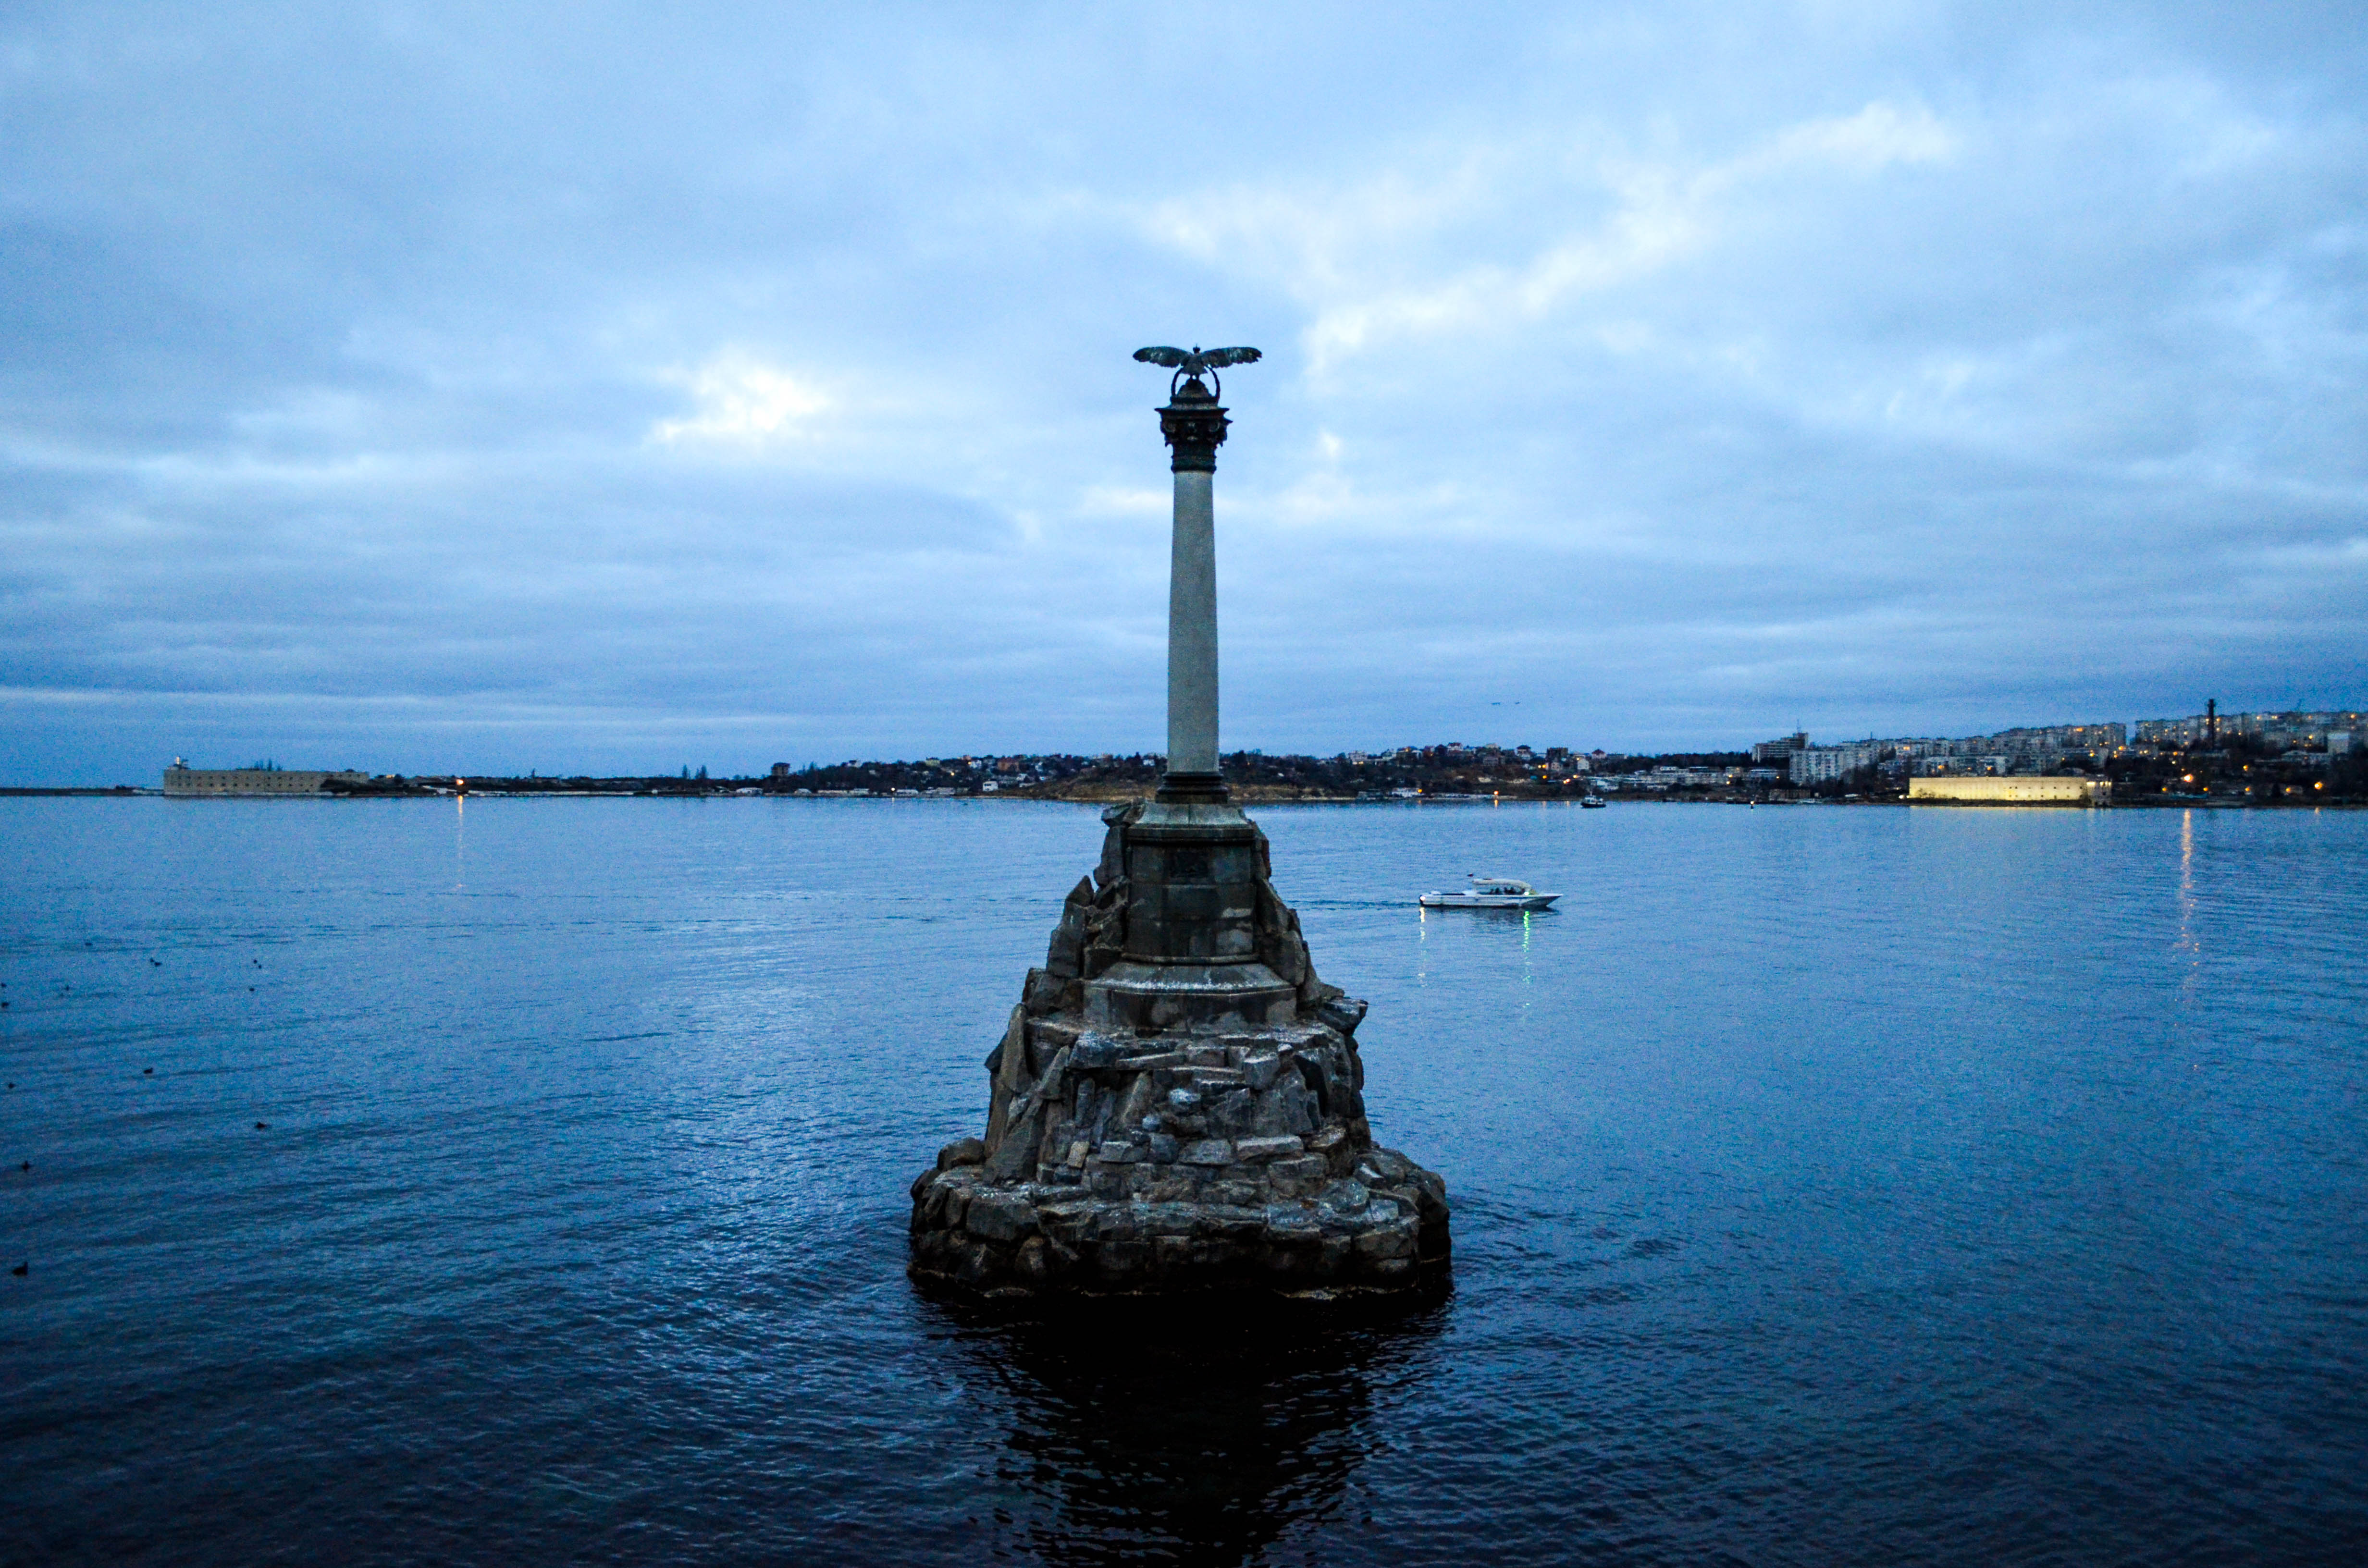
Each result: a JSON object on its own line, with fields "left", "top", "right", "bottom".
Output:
{"left": 909, "top": 801, "right": 1452, "bottom": 1296}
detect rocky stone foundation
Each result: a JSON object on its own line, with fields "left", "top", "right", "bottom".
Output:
{"left": 908, "top": 1074, "right": 1450, "bottom": 1295}
{"left": 910, "top": 802, "right": 1451, "bottom": 1296}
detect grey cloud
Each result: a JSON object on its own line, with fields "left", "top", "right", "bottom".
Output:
{"left": 3, "top": 3, "right": 2364, "bottom": 782}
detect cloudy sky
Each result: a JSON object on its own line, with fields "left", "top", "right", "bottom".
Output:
{"left": 4, "top": 3, "right": 2363, "bottom": 783}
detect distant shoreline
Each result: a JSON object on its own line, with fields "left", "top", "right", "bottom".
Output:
{"left": 0, "top": 786, "right": 153, "bottom": 796}
{"left": 6, "top": 785, "right": 2357, "bottom": 809}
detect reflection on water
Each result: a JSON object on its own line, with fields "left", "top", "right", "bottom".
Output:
{"left": 1420, "top": 906, "right": 1553, "bottom": 933}
{"left": 2174, "top": 808, "right": 2199, "bottom": 988}
{"left": 1419, "top": 904, "right": 1550, "bottom": 998}
{"left": 932, "top": 1288, "right": 1449, "bottom": 1563}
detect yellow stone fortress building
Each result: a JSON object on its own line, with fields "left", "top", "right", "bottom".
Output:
{"left": 1908, "top": 776, "right": 2110, "bottom": 806}
{"left": 163, "top": 762, "right": 368, "bottom": 796}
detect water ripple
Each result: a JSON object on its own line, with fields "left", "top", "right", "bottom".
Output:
{"left": 2, "top": 798, "right": 2364, "bottom": 1564}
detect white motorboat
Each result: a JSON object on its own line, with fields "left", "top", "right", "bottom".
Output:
{"left": 1419, "top": 876, "right": 1558, "bottom": 910}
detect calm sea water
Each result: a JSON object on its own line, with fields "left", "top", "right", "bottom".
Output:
{"left": 3, "top": 796, "right": 2364, "bottom": 1565}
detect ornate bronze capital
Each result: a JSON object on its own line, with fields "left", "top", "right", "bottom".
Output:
{"left": 1158, "top": 380, "right": 1229, "bottom": 473}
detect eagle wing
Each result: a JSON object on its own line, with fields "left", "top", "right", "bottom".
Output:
{"left": 1133, "top": 346, "right": 1189, "bottom": 367}
{"left": 1200, "top": 346, "right": 1262, "bottom": 368}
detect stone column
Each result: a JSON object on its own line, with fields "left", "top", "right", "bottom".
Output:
{"left": 1167, "top": 467, "right": 1218, "bottom": 778}
{"left": 1157, "top": 377, "right": 1230, "bottom": 803}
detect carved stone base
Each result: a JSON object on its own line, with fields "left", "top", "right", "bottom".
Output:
{"left": 909, "top": 797, "right": 1451, "bottom": 1297}
{"left": 909, "top": 1123, "right": 1451, "bottom": 1297}
{"left": 1084, "top": 961, "right": 1298, "bottom": 1030}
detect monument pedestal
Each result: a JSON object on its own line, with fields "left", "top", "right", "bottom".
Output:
{"left": 908, "top": 348, "right": 1449, "bottom": 1294}
{"left": 909, "top": 800, "right": 1452, "bottom": 1296}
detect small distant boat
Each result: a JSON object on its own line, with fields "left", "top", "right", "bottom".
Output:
{"left": 1579, "top": 795, "right": 1606, "bottom": 808}
{"left": 1419, "top": 876, "right": 1558, "bottom": 910}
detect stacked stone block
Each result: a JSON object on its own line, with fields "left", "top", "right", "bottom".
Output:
{"left": 910, "top": 801, "right": 1451, "bottom": 1295}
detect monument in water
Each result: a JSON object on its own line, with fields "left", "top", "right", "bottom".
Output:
{"left": 907, "top": 345, "right": 1452, "bottom": 1294}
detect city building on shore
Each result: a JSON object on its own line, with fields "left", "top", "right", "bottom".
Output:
{"left": 1909, "top": 776, "right": 2110, "bottom": 806}
{"left": 163, "top": 761, "right": 368, "bottom": 796}
{"left": 2135, "top": 709, "right": 2365, "bottom": 747}
{"left": 1788, "top": 741, "right": 1886, "bottom": 785}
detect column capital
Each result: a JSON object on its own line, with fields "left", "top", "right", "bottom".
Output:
{"left": 1158, "top": 379, "right": 1229, "bottom": 473}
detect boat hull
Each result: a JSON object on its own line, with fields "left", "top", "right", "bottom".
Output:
{"left": 1418, "top": 894, "right": 1558, "bottom": 910}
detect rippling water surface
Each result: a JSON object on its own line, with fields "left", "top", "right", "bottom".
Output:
{"left": 4, "top": 797, "right": 2364, "bottom": 1565}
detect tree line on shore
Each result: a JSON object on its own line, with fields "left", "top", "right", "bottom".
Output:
{"left": 307, "top": 736, "right": 2368, "bottom": 806}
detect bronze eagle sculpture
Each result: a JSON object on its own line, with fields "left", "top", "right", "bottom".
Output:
{"left": 1134, "top": 345, "right": 1262, "bottom": 376}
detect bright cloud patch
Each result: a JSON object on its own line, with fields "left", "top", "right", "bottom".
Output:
{"left": 652, "top": 354, "right": 831, "bottom": 447}
{"left": 1291, "top": 99, "right": 1961, "bottom": 370}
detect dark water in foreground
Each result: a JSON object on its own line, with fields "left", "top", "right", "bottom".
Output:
{"left": 3, "top": 797, "right": 2364, "bottom": 1565}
